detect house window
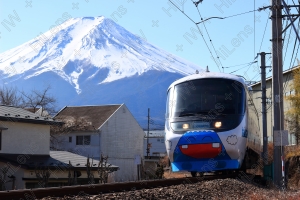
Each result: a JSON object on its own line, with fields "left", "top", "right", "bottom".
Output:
{"left": 76, "top": 136, "right": 91, "bottom": 145}
{"left": 69, "top": 136, "right": 72, "bottom": 143}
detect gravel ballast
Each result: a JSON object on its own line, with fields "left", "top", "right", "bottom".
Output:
{"left": 39, "top": 178, "right": 300, "bottom": 200}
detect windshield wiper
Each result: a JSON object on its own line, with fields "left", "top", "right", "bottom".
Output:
{"left": 178, "top": 113, "right": 197, "bottom": 117}
{"left": 179, "top": 112, "right": 228, "bottom": 117}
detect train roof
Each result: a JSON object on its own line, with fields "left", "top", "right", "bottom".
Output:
{"left": 168, "top": 71, "right": 246, "bottom": 90}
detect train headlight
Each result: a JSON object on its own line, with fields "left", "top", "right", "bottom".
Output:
{"left": 182, "top": 123, "right": 189, "bottom": 129}
{"left": 214, "top": 121, "right": 222, "bottom": 128}
{"left": 171, "top": 121, "right": 210, "bottom": 131}
{"left": 171, "top": 122, "right": 192, "bottom": 131}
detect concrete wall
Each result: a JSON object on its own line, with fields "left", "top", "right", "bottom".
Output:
{"left": 0, "top": 161, "right": 25, "bottom": 190}
{"left": 23, "top": 168, "right": 100, "bottom": 179}
{"left": 0, "top": 121, "right": 50, "bottom": 155}
{"left": 56, "top": 104, "right": 144, "bottom": 182}
{"left": 250, "top": 69, "right": 296, "bottom": 145}
{"left": 56, "top": 131, "right": 101, "bottom": 159}
{"left": 0, "top": 161, "right": 116, "bottom": 190}
{"left": 100, "top": 104, "right": 144, "bottom": 181}
{"left": 143, "top": 137, "right": 166, "bottom": 157}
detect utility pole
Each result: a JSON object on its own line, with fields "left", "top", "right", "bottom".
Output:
{"left": 146, "top": 108, "right": 150, "bottom": 158}
{"left": 259, "top": 52, "right": 268, "bottom": 171}
{"left": 271, "top": 0, "right": 285, "bottom": 188}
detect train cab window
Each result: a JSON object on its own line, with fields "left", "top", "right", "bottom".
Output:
{"left": 171, "top": 78, "right": 246, "bottom": 117}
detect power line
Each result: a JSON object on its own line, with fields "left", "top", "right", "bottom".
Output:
{"left": 196, "top": 9, "right": 261, "bottom": 24}
{"left": 223, "top": 61, "right": 259, "bottom": 68}
{"left": 284, "top": 39, "right": 300, "bottom": 93}
{"left": 191, "top": 0, "right": 224, "bottom": 71}
{"left": 283, "top": 22, "right": 292, "bottom": 65}
{"left": 169, "top": 0, "right": 222, "bottom": 72}
{"left": 282, "top": 0, "right": 300, "bottom": 94}
{"left": 254, "top": 0, "right": 256, "bottom": 59}
{"left": 244, "top": 14, "right": 270, "bottom": 76}
{"left": 250, "top": 56, "right": 272, "bottom": 82}
{"left": 258, "top": 10, "right": 270, "bottom": 53}
{"left": 223, "top": 9, "right": 260, "bottom": 19}
{"left": 229, "top": 61, "right": 258, "bottom": 74}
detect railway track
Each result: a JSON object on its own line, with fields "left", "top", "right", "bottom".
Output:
{"left": 0, "top": 173, "right": 241, "bottom": 199}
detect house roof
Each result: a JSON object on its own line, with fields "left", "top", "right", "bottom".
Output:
{"left": 54, "top": 105, "right": 122, "bottom": 130}
{"left": 0, "top": 151, "right": 119, "bottom": 170}
{"left": 24, "top": 107, "right": 37, "bottom": 113}
{"left": 0, "top": 105, "right": 62, "bottom": 125}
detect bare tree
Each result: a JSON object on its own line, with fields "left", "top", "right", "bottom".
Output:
{"left": 0, "top": 85, "right": 57, "bottom": 116}
{"left": 0, "top": 166, "right": 9, "bottom": 191}
{"left": 0, "top": 86, "right": 22, "bottom": 107}
{"left": 34, "top": 165, "right": 51, "bottom": 188}
{"left": 50, "top": 117, "right": 92, "bottom": 134}
{"left": 21, "top": 85, "right": 56, "bottom": 116}
{"left": 98, "top": 154, "right": 113, "bottom": 184}
{"left": 86, "top": 156, "right": 94, "bottom": 185}
{"left": 50, "top": 117, "right": 92, "bottom": 150}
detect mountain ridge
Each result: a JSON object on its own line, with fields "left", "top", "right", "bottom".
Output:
{"left": 0, "top": 16, "right": 203, "bottom": 128}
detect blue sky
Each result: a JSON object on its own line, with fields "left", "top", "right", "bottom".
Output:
{"left": 0, "top": 0, "right": 298, "bottom": 82}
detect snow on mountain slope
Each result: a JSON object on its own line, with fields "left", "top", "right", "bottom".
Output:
{"left": 0, "top": 16, "right": 201, "bottom": 94}
{"left": 0, "top": 16, "right": 203, "bottom": 127}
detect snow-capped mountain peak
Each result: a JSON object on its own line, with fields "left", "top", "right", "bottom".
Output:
{"left": 0, "top": 16, "right": 201, "bottom": 94}
{"left": 0, "top": 16, "right": 203, "bottom": 127}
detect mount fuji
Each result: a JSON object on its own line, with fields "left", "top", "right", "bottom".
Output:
{"left": 0, "top": 16, "right": 203, "bottom": 128}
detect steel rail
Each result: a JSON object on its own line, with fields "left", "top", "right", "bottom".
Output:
{"left": 0, "top": 174, "right": 237, "bottom": 199}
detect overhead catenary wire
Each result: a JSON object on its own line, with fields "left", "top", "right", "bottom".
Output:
{"left": 223, "top": 61, "right": 259, "bottom": 68}
{"left": 254, "top": 0, "right": 256, "bottom": 59}
{"left": 283, "top": 23, "right": 293, "bottom": 65}
{"left": 191, "top": 0, "right": 225, "bottom": 72}
{"left": 281, "top": 0, "right": 300, "bottom": 96}
{"left": 168, "top": 0, "right": 222, "bottom": 72}
{"left": 283, "top": 39, "right": 300, "bottom": 93}
{"left": 258, "top": 10, "right": 270, "bottom": 53}
{"left": 249, "top": 56, "right": 272, "bottom": 83}
{"left": 196, "top": 9, "right": 261, "bottom": 24}
{"left": 229, "top": 61, "right": 258, "bottom": 74}
{"left": 244, "top": 13, "right": 270, "bottom": 78}
{"left": 283, "top": 4, "right": 300, "bottom": 94}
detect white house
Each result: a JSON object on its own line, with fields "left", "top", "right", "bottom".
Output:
{"left": 144, "top": 130, "right": 166, "bottom": 158}
{"left": 53, "top": 104, "right": 145, "bottom": 182}
{"left": 0, "top": 105, "right": 118, "bottom": 190}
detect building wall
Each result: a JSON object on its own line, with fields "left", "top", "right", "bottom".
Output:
{"left": 0, "top": 121, "right": 50, "bottom": 155}
{"left": 100, "top": 104, "right": 144, "bottom": 182}
{"left": 250, "top": 70, "right": 296, "bottom": 145}
{"left": 143, "top": 137, "right": 166, "bottom": 157}
{"left": 55, "top": 131, "right": 101, "bottom": 159}
{"left": 55, "top": 104, "right": 144, "bottom": 182}
{"left": 0, "top": 161, "right": 25, "bottom": 190}
{"left": 23, "top": 168, "right": 100, "bottom": 179}
{"left": 0, "top": 161, "right": 116, "bottom": 190}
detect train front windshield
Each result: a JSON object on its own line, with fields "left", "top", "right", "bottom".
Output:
{"left": 166, "top": 78, "right": 246, "bottom": 131}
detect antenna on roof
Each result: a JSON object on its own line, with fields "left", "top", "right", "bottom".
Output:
{"left": 206, "top": 66, "right": 210, "bottom": 72}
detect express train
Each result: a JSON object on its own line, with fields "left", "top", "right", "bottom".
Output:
{"left": 165, "top": 71, "right": 261, "bottom": 176}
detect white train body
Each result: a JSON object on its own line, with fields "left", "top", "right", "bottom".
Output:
{"left": 165, "top": 72, "right": 260, "bottom": 173}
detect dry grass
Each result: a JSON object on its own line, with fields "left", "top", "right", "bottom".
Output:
{"left": 163, "top": 170, "right": 191, "bottom": 179}
{"left": 286, "top": 145, "right": 300, "bottom": 159}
